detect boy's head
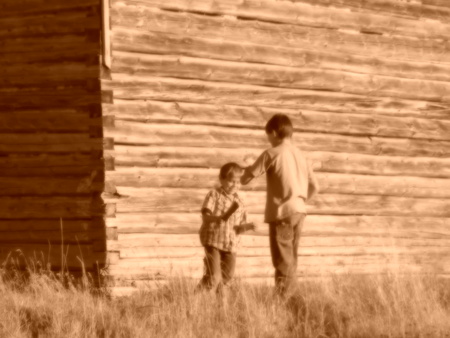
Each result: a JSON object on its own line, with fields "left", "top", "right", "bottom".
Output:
{"left": 265, "top": 114, "right": 293, "bottom": 146}
{"left": 219, "top": 162, "right": 244, "bottom": 195}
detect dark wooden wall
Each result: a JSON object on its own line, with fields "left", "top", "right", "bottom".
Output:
{"left": 102, "top": 0, "right": 450, "bottom": 287}
{"left": 0, "top": 0, "right": 109, "bottom": 271}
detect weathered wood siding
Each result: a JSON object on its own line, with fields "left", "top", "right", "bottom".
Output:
{"left": 0, "top": 0, "right": 108, "bottom": 271}
{"left": 102, "top": 0, "right": 450, "bottom": 286}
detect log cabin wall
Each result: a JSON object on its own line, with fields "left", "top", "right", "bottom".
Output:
{"left": 0, "top": 0, "right": 110, "bottom": 272}
{"left": 102, "top": 0, "right": 450, "bottom": 287}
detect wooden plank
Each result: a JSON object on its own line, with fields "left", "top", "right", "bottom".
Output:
{"left": 0, "top": 219, "right": 100, "bottom": 232}
{"left": 103, "top": 75, "right": 450, "bottom": 119}
{"left": 104, "top": 186, "right": 450, "bottom": 217}
{"left": 0, "top": 243, "right": 105, "bottom": 269}
{"left": 0, "top": 176, "right": 103, "bottom": 195}
{"left": 111, "top": 52, "right": 450, "bottom": 103}
{"left": 0, "top": 88, "right": 102, "bottom": 109}
{"left": 111, "top": 26, "right": 450, "bottom": 85}
{"left": 0, "top": 0, "right": 100, "bottom": 17}
{"left": 0, "top": 197, "right": 106, "bottom": 219}
{"left": 107, "top": 167, "right": 450, "bottom": 199}
{"left": 105, "top": 121, "right": 450, "bottom": 158}
{"left": 109, "top": 233, "right": 450, "bottom": 250}
{"left": 0, "top": 109, "right": 96, "bottom": 133}
{"left": 1, "top": 32, "right": 100, "bottom": 54}
{"left": 0, "top": 47, "right": 98, "bottom": 65}
{"left": 111, "top": 2, "right": 450, "bottom": 63}
{"left": 0, "top": 154, "right": 106, "bottom": 177}
{"left": 108, "top": 146, "right": 450, "bottom": 178}
{"left": 104, "top": 99, "right": 450, "bottom": 141}
{"left": 0, "top": 63, "right": 99, "bottom": 87}
{"left": 0, "top": 7, "right": 100, "bottom": 38}
{"left": 102, "top": 0, "right": 112, "bottom": 68}
{"left": 0, "top": 229, "right": 104, "bottom": 244}
{"left": 0, "top": 134, "right": 104, "bottom": 153}
{"left": 106, "top": 213, "right": 450, "bottom": 238}
{"left": 112, "top": 0, "right": 450, "bottom": 40}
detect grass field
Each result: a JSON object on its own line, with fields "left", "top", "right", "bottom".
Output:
{"left": 1, "top": 266, "right": 450, "bottom": 338}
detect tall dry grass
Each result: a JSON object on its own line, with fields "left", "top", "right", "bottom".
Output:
{"left": 1, "top": 265, "right": 450, "bottom": 338}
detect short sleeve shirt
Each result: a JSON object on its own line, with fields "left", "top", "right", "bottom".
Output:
{"left": 246, "top": 143, "right": 316, "bottom": 223}
{"left": 199, "top": 187, "right": 247, "bottom": 253}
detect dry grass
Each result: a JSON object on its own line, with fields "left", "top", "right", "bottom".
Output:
{"left": 1, "top": 266, "right": 450, "bottom": 338}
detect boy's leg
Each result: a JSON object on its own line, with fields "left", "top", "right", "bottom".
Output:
{"left": 269, "top": 213, "right": 305, "bottom": 295}
{"left": 196, "top": 246, "right": 222, "bottom": 292}
{"left": 217, "top": 250, "right": 236, "bottom": 301}
{"left": 220, "top": 250, "right": 236, "bottom": 286}
{"left": 291, "top": 213, "right": 306, "bottom": 283}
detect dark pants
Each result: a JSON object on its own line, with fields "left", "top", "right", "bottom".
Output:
{"left": 197, "top": 246, "right": 236, "bottom": 294}
{"left": 269, "top": 213, "right": 306, "bottom": 295}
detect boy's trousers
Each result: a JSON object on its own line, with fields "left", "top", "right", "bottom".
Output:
{"left": 197, "top": 245, "right": 236, "bottom": 293}
{"left": 269, "top": 213, "right": 306, "bottom": 295}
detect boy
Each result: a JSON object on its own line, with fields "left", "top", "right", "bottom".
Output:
{"left": 241, "top": 114, "right": 319, "bottom": 296}
{"left": 197, "top": 162, "right": 255, "bottom": 296}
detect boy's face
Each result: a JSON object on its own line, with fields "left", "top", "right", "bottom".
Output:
{"left": 220, "top": 175, "right": 242, "bottom": 195}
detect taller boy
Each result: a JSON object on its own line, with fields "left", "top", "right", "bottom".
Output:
{"left": 241, "top": 114, "right": 319, "bottom": 295}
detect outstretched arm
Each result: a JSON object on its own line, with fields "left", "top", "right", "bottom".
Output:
{"left": 240, "top": 169, "right": 255, "bottom": 185}
{"left": 241, "top": 151, "right": 268, "bottom": 185}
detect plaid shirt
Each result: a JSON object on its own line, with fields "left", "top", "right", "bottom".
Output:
{"left": 199, "top": 187, "right": 247, "bottom": 253}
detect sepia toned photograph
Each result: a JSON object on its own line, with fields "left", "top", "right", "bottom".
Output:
{"left": 1, "top": 0, "right": 450, "bottom": 337}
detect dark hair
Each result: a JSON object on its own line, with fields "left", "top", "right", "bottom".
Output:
{"left": 265, "top": 114, "right": 293, "bottom": 139}
{"left": 219, "top": 162, "right": 244, "bottom": 180}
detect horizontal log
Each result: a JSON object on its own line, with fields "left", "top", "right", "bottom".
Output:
{"left": 108, "top": 253, "right": 450, "bottom": 278}
{"left": 0, "top": 63, "right": 99, "bottom": 88}
{"left": 105, "top": 186, "right": 450, "bottom": 217}
{"left": 0, "top": 219, "right": 101, "bottom": 232}
{"left": 0, "top": 0, "right": 100, "bottom": 17}
{"left": 108, "top": 146, "right": 450, "bottom": 178}
{"left": 0, "top": 134, "right": 104, "bottom": 153}
{"left": 289, "top": 0, "right": 450, "bottom": 21}
{"left": 0, "top": 243, "right": 106, "bottom": 269}
{"left": 112, "top": 0, "right": 450, "bottom": 40}
{"left": 104, "top": 99, "right": 450, "bottom": 141}
{"left": 0, "top": 7, "right": 100, "bottom": 38}
{"left": 0, "top": 109, "right": 97, "bottom": 133}
{"left": 0, "top": 176, "right": 103, "bottom": 195}
{"left": 106, "top": 213, "right": 450, "bottom": 238}
{"left": 0, "top": 154, "right": 109, "bottom": 177}
{"left": 118, "top": 245, "right": 450, "bottom": 259}
{"left": 423, "top": 0, "right": 450, "bottom": 8}
{"left": 109, "top": 233, "right": 450, "bottom": 250}
{"left": 111, "top": 26, "right": 450, "bottom": 87}
{"left": 0, "top": 88, "right": 103, "bottom": 109}
{"left": 111, "top": 2, "right": 450, "bottom": 63}
{"left": 107, "top": 167, "right": 450, "bottom": 199}
{"left": 103, "top": 75, "right": 450, "bottom": 119}
{"left": 111, "top": 52, "right": 450, "bottom": 103}
{"left": 0, "top": 197, "right": 107, "bottom": 219}
{"left": 106, "top": 120, "right": 450, "bottom": 158}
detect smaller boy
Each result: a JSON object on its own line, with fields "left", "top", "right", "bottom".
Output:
{"left": 196, "top": 162, "right": 255, "bottom": 296}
